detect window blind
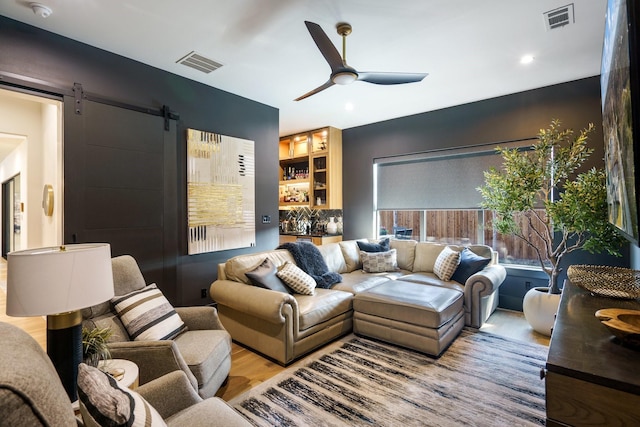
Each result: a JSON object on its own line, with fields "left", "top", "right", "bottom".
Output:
{"left": 375, "top": 140, "right": 534, "bottom": 210}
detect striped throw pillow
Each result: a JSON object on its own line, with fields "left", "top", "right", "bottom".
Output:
{"left": 112, "top": 284, "right": 187, "bottom": 341}
{"left": 77, "top": 363, "right": 166, "bottom": 427}
{"left": 433, "top": 246, "right": 461, "bottom": 281}
{"left": 276, "top": 262, "right": 316, "bottom": 295}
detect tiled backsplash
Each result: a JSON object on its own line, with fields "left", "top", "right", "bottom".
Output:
{"left": 279, "top": 208, "right": 343, "bottom": 234}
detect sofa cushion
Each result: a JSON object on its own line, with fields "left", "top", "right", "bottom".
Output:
{"left": 331, "top": 273, "right": 398, "bottom": 294}
{"left": 295, "top": 289, "right": 353, "bottom": 330}
{"left": 276, "top": 262, "right": 316, "bottom": 295}
{"left": 451, "top": 247, "right": 491, "bottom": 284}
{"left": 317, "top": 242, "right": 348, "bottom": 274}
{"left": 225, "top": 250, "right": 294, "bottom": 284}
{"left": 413, "top": 243, "right": 448, "bottom": 273}
{"left": 357, "top": 238, "right": 390, "bottom": 252}
{"left": 398, "top": 272, "right": 465, "bottom": 293}
{"left": 353, "top": 280, "right": 463, "bottom": 329}
{"left": 339, "top": 240, "right": 366, "bottom": 272}
{"left": 83, "top": 313, "right": 130, "bottom": 343}
{"left": 78, "top": 363, "right": 166, "bottom": 427}
{"left": 389, "top": 239, "right": 418, "bottom": 271}
{"left": 245, "top": 258, "right": 292, "bottom": 294}
{"left": 112, "top": 284, "right": 188, "bottom": 341}
{"left": 360, "top": 249, "right": 399, "bottom": 273}
{"left": 433, "top": 246, "right": 461, "bottom": 281}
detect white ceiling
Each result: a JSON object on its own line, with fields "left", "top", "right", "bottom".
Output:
{"left": 0, "top": 1, "right": 607, "bottom": 136}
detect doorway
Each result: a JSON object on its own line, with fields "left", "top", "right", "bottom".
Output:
{"left": 2, "top": 174, "right": 21, "bottom": 257}
{"left": 0, "top": 87, "right": 63, "bottom": 255}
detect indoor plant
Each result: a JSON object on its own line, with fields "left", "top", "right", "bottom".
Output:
{"left": 478, "top": 119, "right": 623, "bottom": 334}
{"left": 82, "top": 326, "right": 112, "bottom": 367}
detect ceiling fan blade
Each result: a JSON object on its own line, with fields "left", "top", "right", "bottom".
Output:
{"left": 357, "top": 72, "right": 428, "bottom": 85}
{"left": 294, "top": 80, "right": 336, "bottom": 101}
{"left": 304, "top": 21, "right": 344, "bottom": 73}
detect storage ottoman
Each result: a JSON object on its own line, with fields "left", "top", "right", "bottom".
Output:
{"left": 353, "top": 280, "right": 465, "bottom": 356}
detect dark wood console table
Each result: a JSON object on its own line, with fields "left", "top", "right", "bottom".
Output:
{"left": 545, "top": 280, "right": 640, "bottom": 426}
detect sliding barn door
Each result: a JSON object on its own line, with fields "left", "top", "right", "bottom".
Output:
{"left": 63, "top": 99, "right": 178, "bottom": 302}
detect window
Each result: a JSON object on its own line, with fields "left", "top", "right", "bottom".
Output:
{"left": 374, "top": 138, "right": 543, "bottom": 268}
{"left": 377, "top": 209, "right": 548, "bottom": 267}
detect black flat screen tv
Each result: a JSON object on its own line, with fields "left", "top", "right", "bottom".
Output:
{"left": 601, "top": 0, "right": 640, "bottom": 243}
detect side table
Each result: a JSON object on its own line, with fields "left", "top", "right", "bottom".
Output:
{"left": 98, "top": 358, "right": 139, "bottom": 389}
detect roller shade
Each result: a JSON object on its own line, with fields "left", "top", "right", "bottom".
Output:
{"left": 375, "top": 140, "right": 534, "bottom": 210}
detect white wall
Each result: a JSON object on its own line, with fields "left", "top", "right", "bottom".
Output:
{"left": 40, "top": 102, "right": 62, "bottom": 246}
{"left": 0, "top": 90, "right": 62, "bottom": 250}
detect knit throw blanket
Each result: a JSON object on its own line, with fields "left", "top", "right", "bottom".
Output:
{"left": 277, "top": 242, "right": 342, "bottom": 289}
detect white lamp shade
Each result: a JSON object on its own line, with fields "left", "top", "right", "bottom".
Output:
{"left": 6, "top": 243, "right": 115, "bottom": 317}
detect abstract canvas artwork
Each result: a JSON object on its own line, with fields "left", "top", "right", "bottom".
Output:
{"left": 187, "top": 128, "right": 255, "bottom": 254}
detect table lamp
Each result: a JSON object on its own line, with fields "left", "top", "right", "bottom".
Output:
{"left": 6, "top": 243, "right": 114, "bottom": 401}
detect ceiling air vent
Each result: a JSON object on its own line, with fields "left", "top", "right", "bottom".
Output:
{"left": 176, "top": 51, "right": 223, "bottom": 74}
{"left": 543, "top": 4, "right": 574, "bottom": 31}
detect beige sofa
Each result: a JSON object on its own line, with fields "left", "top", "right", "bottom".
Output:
{"left": 210, "top": 239, "right": 506, "bottom": 365}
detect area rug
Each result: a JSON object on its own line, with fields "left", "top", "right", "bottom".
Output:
{"left": 229, "top": 329, "right": 547, "bottom": 426}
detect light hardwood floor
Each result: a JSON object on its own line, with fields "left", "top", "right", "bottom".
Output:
{"left": 0, "top": 254, "right": 549, "bottom": 402}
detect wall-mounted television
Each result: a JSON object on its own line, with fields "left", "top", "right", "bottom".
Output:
{"left": 602, "top": 0, "right": 640, "bottom": 243}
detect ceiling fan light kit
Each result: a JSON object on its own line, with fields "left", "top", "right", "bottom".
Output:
{"left": 295, "top": 21, "right": 427, "bottom": 101}
{"left": 332, "top": 71, "right": 358, "bottom": 85}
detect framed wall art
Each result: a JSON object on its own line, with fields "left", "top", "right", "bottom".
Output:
{"left": 187, "top": 128, "right": 255, "bottom": 254}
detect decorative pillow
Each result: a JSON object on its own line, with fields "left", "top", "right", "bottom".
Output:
{"left": 111, "top": 284, "right": 187, "bottom": 341}
{"left": 451, "top": 247, "right": 491, "bottom": 284}
{"left": 245, "top": 258, "right": 292, "bottom": 294}
{"left": 77, "top": 363, "right": 166, "bottom": 427}
{"left": 360, "top": 249, "right": 399, "bottom": 273}
{"left": 357, "top": 238, "right": 390, "bottom": 253}
{"left": 433, "top": 246, "right": 461, "bottom": 281}
{"left": 276, "top": 262, "right": 316, "bottom": 295}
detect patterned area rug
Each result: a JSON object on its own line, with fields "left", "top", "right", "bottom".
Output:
{"left": 230, "top": 329, "right": 547, "bottom": 426}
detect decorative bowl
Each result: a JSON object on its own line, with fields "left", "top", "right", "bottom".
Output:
{"left": 567, "top": 265, "right": 640, "bottom": 299}
{"left": 595, "top": 308, "right": 640, "bottom": 348}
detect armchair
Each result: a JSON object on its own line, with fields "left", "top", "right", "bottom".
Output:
{"left": 82, "top": 255, "right": 232, "bottom": 398}
{"left": 0, "top": 322, "right": 250, "bottom": 427}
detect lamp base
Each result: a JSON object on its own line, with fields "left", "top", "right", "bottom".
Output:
{"left": 47, "top": 310, "right": 83, "bottom": 401}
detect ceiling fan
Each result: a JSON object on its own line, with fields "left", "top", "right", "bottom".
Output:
{"left": 295, "top": 21, "right": 428, "bottom": 101}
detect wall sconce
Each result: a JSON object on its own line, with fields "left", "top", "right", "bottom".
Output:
{"left": 42, "top": 184, "right": 54, "bottom": 216}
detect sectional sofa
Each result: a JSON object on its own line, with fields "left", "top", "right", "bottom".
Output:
{"left": 210, "top": 239, "right": 506, "bottom": 365}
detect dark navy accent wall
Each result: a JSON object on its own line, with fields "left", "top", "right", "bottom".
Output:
{"left": 342, "top": 77, "right": 630, "bottom": 309}
{"left": 342, "top": 77, "right": 608, "bottom": 239}
{"left": 0, "top": 16, "right": 279, "bottom": 306}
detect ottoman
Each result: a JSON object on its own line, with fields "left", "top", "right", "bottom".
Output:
{"left": 353, "top": 280, "right": 464, "bottom": 356}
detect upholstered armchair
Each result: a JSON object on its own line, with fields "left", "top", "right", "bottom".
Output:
{"left": 0, "top": 322, "right": 250, "bottom": 427}
{"left": 82, "top": 255, "right": 232, "bottom": 398}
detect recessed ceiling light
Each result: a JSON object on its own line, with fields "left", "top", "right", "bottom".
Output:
{"left": 520, "top": 55, "right": 535, "bottom": 65}
{"left": 345, "top": 102, "right": 354, "bottom": 111}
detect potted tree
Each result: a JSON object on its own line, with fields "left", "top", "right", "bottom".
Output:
{"left": 478, "top": 119, "right": 623, "bottom": 335}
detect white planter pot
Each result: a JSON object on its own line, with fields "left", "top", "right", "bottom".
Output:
{"left": 522, "top": 287, "right": 561, "bottom": 337}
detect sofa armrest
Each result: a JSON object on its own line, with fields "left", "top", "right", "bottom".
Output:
{"left": 107, "top": 340, "right": 198, "bottom": 391}
{"left": 465, "top": 264, "right": 506, "bottom": 296}
{"left": 137, "top": 370, "right": 202, "bottom": 419}
{"left": 175, "top": 306, "right": 225, "bottom": 331}
{"left": 464, "top": 264, "right": 507, "bottom": 328}
{"left": 210, "top": 279, "right": 297, "bottom": 324}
